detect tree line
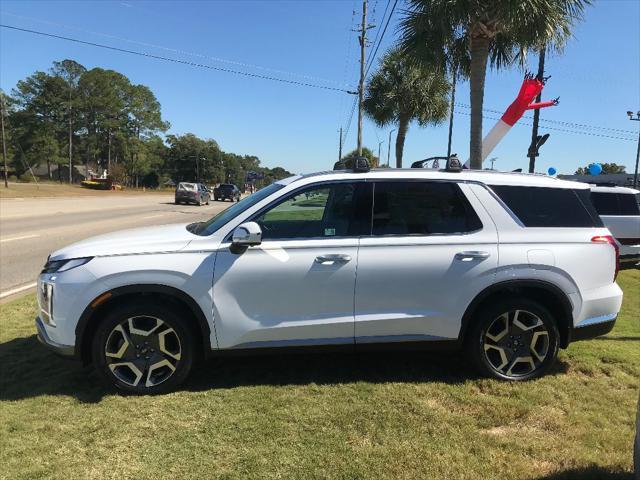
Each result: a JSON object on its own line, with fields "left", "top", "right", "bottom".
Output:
{"left": 0, "top": 59, "right": 291, "bottom": 188}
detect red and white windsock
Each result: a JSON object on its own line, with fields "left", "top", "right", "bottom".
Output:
{"left": 469, "top": 74, "right": 558, "bottom": 167}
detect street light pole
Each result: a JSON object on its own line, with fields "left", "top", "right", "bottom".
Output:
{"left": 387, "top": 129, "right": 396, "bottom": 167}
{"left": 378, "top": 140, "right": 383, "bottom": 167}
{"left": 627, "top": 110, "right": 640, "bottom": 189}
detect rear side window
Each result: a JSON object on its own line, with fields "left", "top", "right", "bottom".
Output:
{"left": 490, "top": 185, "right": 603, "bottom": 228}
{"left": 591, "top": 192, "right": 640, "bottom": 216}
{"left": 372, "top": 181, "right": 482, "bottom": 235}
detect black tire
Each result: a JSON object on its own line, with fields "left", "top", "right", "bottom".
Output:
{"left": 91, "top": 301, "right": 196, "bottom": 394}
{"left": 465, "top": 297, "right": 559, "bottom": 381}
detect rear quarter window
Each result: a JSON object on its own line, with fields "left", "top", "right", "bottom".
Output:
{"left": 490, "top": 185, "right": 603, "bottom": 228}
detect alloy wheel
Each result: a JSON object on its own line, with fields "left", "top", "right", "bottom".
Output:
{"left": 104, "top": 315, "right": 182, "bottom": 388}
{"left": 482, "top": 309, "right": 550, "bottom": 378}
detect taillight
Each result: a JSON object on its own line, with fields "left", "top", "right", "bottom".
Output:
{"left": 591, "top": 235, "right": 619, "bottom": 281}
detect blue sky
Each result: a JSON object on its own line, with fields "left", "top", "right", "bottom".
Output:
{"left": 1, "top": 0, "right": 638, "bottom": 175}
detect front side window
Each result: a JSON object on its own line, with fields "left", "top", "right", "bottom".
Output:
{"left": 372, "top": 181, "right": 482, "bottom": 235}
{"left": 254, "top": 182, "right": 369, "bottom": 240}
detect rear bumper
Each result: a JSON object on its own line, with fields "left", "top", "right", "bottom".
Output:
{"left": 571, "top": 317, "right": 616, "bottom": 342}
{"left": 35, "top": 316, "right": 75, "bottom": 357}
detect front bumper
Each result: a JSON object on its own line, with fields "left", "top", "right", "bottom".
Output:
{"left": 35, "top": 316, "right": 75, "bottom": 357}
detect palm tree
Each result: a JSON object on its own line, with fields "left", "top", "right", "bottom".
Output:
{"left": 400, "top": 0, "right": 590, "bottom": 169}
{"left": 363, "top": 48, "right": 449, "bottom": 168}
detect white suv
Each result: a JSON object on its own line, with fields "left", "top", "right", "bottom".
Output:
{"left": 36, "top": 163, "right": 623, "bottom": 393}
{"left": 589, "top": 184, "right": 640, "bottom": 268}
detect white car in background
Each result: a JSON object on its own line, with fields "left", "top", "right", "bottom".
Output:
{"left": 590, "top": 184, "right": 640, "bottom": 268}
{"left": 36, "top": 160, "right": 623, "bottom": 393}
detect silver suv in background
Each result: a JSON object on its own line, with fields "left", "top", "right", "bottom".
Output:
{"left": 590, "top": 184, "right": 640, "bottom": 268}
{"left": 175, "top": 182, "right": 211, "bottom": 206}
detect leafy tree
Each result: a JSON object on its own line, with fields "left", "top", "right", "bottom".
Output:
{"left": 341, "top": 147, "right": 380, "bottom": 168}
{"left": 364, "top": 47, "right": 449, "bottom": 168}
{"left": 51, "top": 59, "right": 86, "bottom": 182}
{"left": 575, "top": 163, "right": 626, "bottom": 175}
{"left": 11, "top": 71, "right": 68, "bottom": 179}
{"left": 399, "top": 0, "right": 590, "bottom": 169}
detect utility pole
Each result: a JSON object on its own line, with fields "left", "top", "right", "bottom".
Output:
{"left": 357, "top": 0, "right": 368, "bottom": 157}
{"left": 378, "top": 140, "right": 383, "bottom": 166}
{"left": 1, "top": 93, "right": 8, "bottom": 188}
{"left": 528, "top": 47, "right": 546, "bottom": 173}
{"left": 446, "top": 64, "right": 457, "bottom": 159}
{"left": 338, "top": 127, "right": 343, "bottom": 161}
{"left": 68, "top": 84, "right": 73, "bottom": 184}
{"left": 387, "top": 129, "right": 396, "bottom": 167}
{"left": 628, "top": 110, "right": 640, "bottom": 189}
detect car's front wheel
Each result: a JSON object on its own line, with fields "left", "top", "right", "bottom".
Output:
{"left": 92, "top": 301, "right": 196, "bottom": 394}
{"left": 466, "top": 298, "right": 559, "bottom": 381}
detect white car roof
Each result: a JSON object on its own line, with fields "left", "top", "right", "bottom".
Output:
{"left": 288, "top": 169, "right": 590, "bottom": 190}
{"left": 589, "top": 185, "right": 640, "bottom": 194}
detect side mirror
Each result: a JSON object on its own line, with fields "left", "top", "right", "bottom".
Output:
{"left": 231, "top": 221, "right": 262, "bottom": 253}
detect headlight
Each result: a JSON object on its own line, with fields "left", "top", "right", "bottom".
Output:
{"left": 41, "top": 257, "right": 92, "bottom": 274}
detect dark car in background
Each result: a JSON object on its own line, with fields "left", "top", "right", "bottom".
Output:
{"left": 214, "top": 183, "right": 241, "bottom": 202}
{"left": 175, "top": 182, "right": 210, "bottom": 206}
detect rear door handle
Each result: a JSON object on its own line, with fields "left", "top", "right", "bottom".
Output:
{"left": 455, "top": 251, "right": 490, "bottom": 261}
{"left": 315, "top": 254, "right": 352, "bottom": 265}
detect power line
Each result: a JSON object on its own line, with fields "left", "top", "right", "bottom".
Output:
{"left": 0, "top": 24, "right": 358, "bottom": 94}
{"left": 454, "top": 110, "right": 636, "bottom": 142}
{"left": 363, "top": 0, "right": 390, "bottom": 72}
{"left": 1, "top": 10, "right": 349, "bottom": 88}
{"left": 343, "top": 96, "right": 358, "bottom": 145}
{"left": 364, "top": 0, "right": 398, "bottom": 78}
{"left": 455, "top": 102, "right": 636, "bottom": 136}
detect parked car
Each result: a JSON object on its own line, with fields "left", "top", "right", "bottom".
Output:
{"left": 175, "top": 182, "right": 210, "bottom": 206}
{"left": 590, "top": 184, "right": 640, "bottom": 268}
{"left": 214, "top": 183, "right": 241, "bottom": 202}
{"left": 36, "top": 160, "right": 623, "bottom": 393}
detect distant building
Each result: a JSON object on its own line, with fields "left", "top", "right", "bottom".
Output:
{"left": 559, "top": 173, "right": 637, "bottom": 187}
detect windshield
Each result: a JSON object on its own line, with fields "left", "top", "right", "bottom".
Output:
{"left": 178, "top": 183, "right": 197, "bottom": 191}
{"left": 191, "top": 182, "right": 284, "bottom": 236}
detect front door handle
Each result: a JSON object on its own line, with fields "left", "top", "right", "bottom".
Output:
{"left": 315, "top": 254, "right": 352, "bottom": 265}
{"left": 455, "top": 251, "right": 490, "bottom": 261}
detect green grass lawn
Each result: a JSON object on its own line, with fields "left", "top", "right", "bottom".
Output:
{"left": 1, "top": 271, "right": 638, "bottom": 479}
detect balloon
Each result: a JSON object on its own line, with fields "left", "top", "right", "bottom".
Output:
{"left": 588, "top": 163, "right": 602, "bottom": 176}
{"left": 547, "top": 167, "right": 557, "bottom": 176}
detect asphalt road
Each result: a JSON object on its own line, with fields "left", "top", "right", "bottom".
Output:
{"left": 0, "top": 194, "right": 232, "bottom": 299}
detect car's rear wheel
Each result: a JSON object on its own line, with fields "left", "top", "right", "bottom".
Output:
{"left": 466, "top": 298, "right": 559, "bottom": 381}
{"left": 92, "top": 301, "right": 196, "bottom": 394}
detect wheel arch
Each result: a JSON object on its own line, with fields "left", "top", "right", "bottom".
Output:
{"left": 76, "top": 284, "right": 212, "bottom": 364}
{"left": 460, "top": 280, "right": 574, "bottom": 348}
